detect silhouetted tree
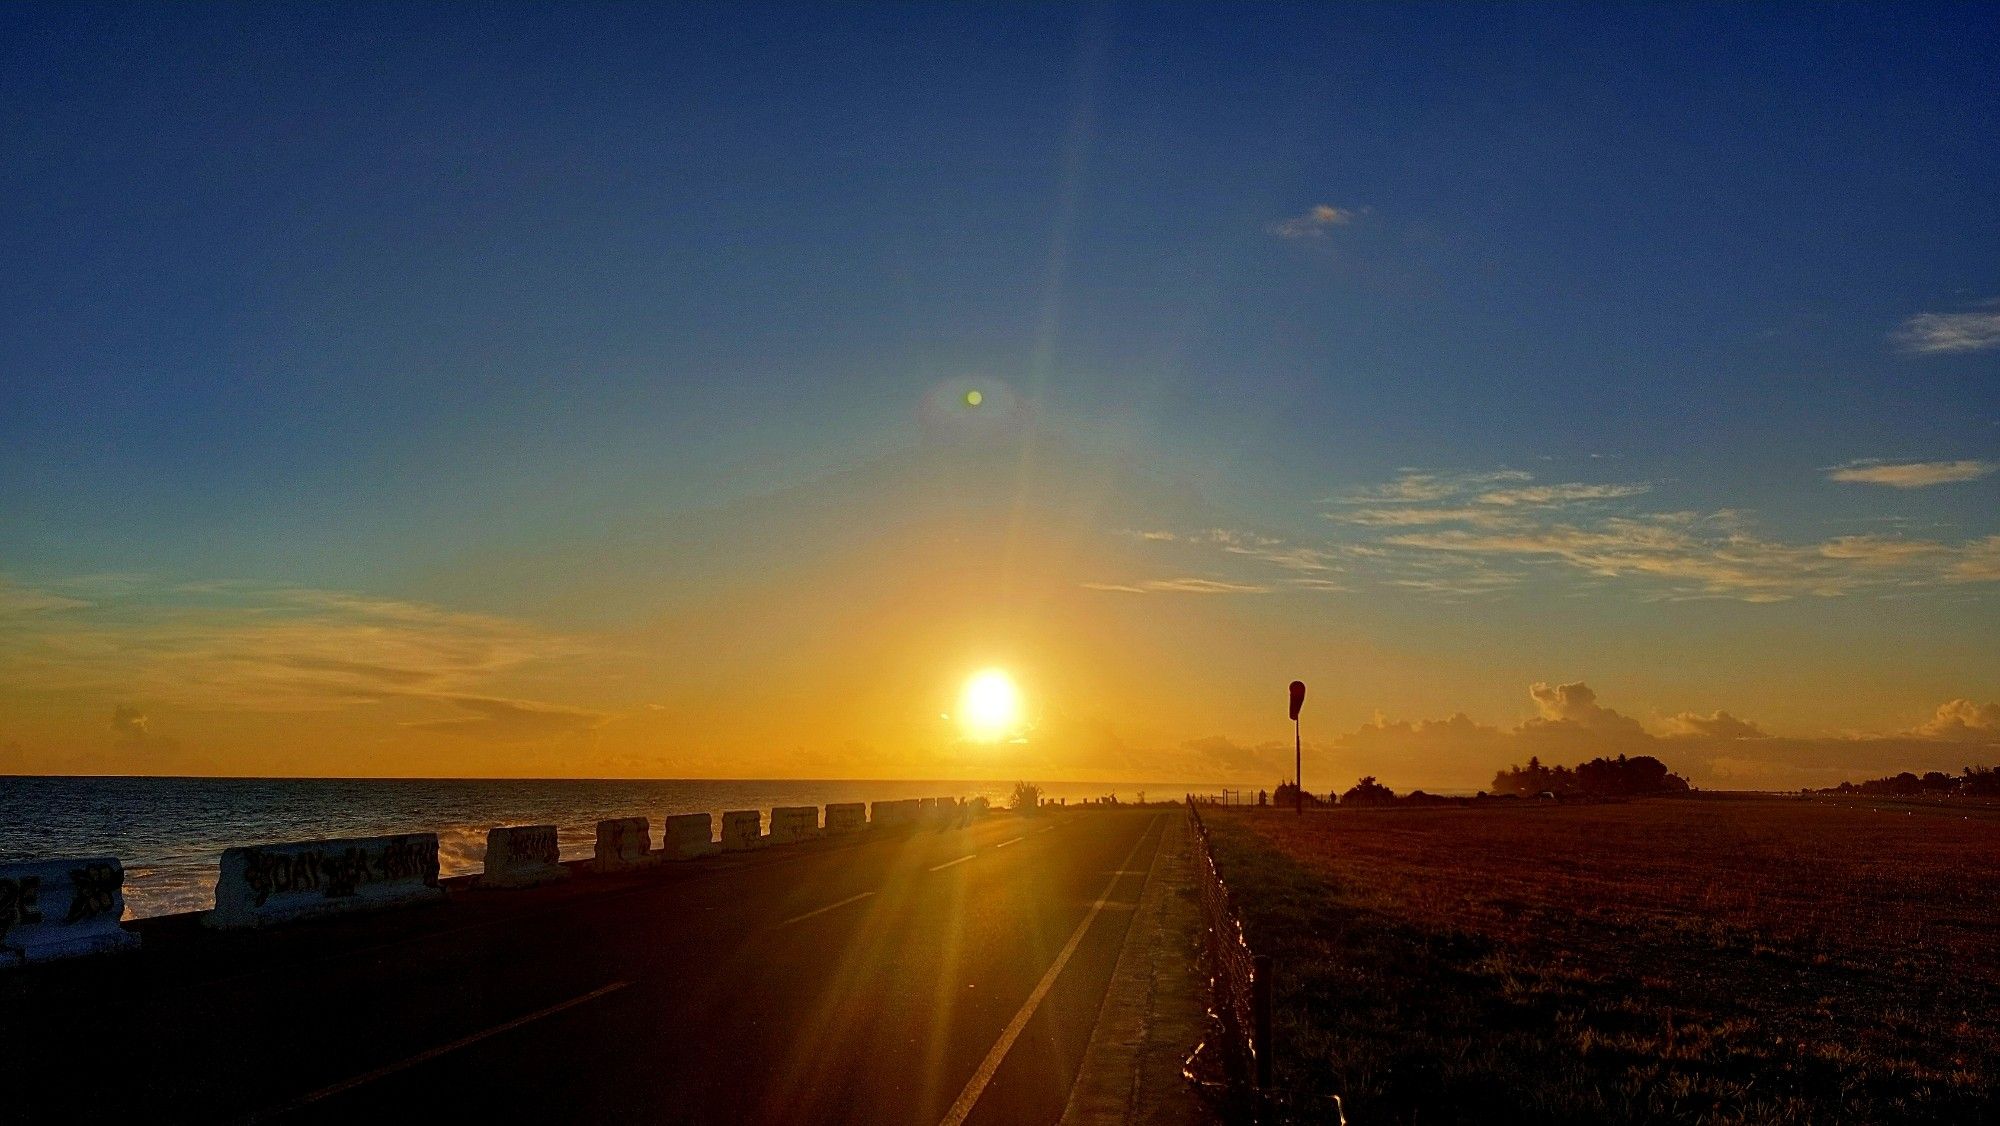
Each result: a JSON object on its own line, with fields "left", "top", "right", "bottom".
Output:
{"left": 1340, "top": 775, "right": 1398, "bottom": 807}
{"left": 1010, "top": 781, "right": 1043, "bottom": 812}
{"left": 1493, "top": 753, "right": 1689, "bottom": 797}
{"left": 1272, "top": 782, "right": 1326, "bottom": 807}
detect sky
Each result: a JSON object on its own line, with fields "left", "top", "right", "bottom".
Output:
{"left": 2, "top": 3, "right": 1996, "bottom": 789}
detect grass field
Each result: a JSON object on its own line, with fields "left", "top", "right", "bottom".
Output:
{"left": 1203, "top": 795, "right": 2000, "bottom": 1124}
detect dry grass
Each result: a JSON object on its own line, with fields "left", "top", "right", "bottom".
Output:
{"left": 1204, "top": 795, "right": 2000, "bottom": 1124}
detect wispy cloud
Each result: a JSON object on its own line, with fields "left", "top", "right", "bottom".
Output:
{"left": 0, "top": 577, "right": 604, "bottom": 728}
{"left": 1826, "top": 459, "right": 1998, "bottom": 488}
{"left": 1326, "top": 469, "right": 1649, "bottom": 529}
{"left": 1268, "top": 203, "right": 1366, "bottom": 239}
{"left": 1127, "top": 467, "right": 2000, "bottom": 604}
{"left": 0, "top": 578, "right": 92, "bottom": 614}
{"left": 403, "top": 694, "right": 608, "bottom": 741}
{"left": 1081, "top": 577, "right": 1273, "bottom": 595}
{"left": 1894, "top": 300, "right": 2000, "bottom": 354}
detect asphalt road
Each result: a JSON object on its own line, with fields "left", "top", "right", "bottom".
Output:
{"left": 5, "top": 808, "right": 1170, "bottom": 1125}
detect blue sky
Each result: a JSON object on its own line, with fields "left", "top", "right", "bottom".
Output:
{"left": 2, "top": 4, "right": 1996, "bottom": 783}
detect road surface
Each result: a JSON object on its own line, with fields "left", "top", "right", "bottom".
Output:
{"left": 5, "top": 808, "right": 1172, "bottom": 1125}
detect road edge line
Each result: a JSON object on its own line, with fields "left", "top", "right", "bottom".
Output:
{"left": 936, "top": 813, "right": 1161, "bottom": 1126}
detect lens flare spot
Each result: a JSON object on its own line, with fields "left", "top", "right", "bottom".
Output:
{"left": 964, "top": 389, "right": 983, "bottom": 407}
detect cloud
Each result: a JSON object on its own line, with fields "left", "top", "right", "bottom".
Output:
{"left": 403, "top": 694, "right": 608, "bottom": 742}
{"left": 0, "top": 578, "right": 604, "bottom": 725}
{"left": 111, "top": 704, "right": 150, "bottom": 740}
{"left": 1331, "top": 682, "right": 2000, "bottom": 790}
{"left": 1914, "top": 698, "right": 2000, "bottom": 741}
{"left": 1268, "top": 203, "right": 1365, "bottom": 239}
{"left": 1894, "top": 302, "right": 2000, "bottom": 354}
{"left": 1327, "top": 469, "right": 1651, "bottom": 530}
{"left": 111, "top": 703, "right": 180, "bottom": 753}
{"left": 0, "top": 578, "right": 91, "bottom": 615}
{"left": 1827, "top": 459, "right": 1998, "bottom": 488}
{"left": 1127, "top": 465, "right": 2000, "bottom": 604}
{"left": 1477, "top": 483, "right": 1653, "bottom": 506}
{"left": 1081, "top": 577, "right": 1273, "bottom": 595}
{"left": 1661, "top": 710, "right": 1769, "bottom": 739}
{"left": 1340, "top": 469, "right": 1533, "bottom": 505}
{"left": 1382, "top": 518, "right": 2000, "bottom": 601}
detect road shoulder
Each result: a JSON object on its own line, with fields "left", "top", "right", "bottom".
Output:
{"left": 1061, "top": 811, "right": 1214, "bottom": 1125}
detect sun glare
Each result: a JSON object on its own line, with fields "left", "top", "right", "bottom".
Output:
{"left": 958, "top": 668, "right": 1022, "bottom": 743}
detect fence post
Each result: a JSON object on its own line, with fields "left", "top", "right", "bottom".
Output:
{"left": 1252, "top": 954, "right": 1273, "bottom": 1089}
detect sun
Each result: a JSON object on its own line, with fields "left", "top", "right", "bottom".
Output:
{"left": 957, "top": 668, "right": 1022, "bottom": 743}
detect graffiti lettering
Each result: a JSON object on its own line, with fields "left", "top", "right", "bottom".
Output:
{"left": 237, "top": 836, "right": 438, "bottom": 905}
{"left": 322, "top": 847, "right": 370, "bottom": 897}
{"left": 0, "top": 875, "right": 44, "bottom": 940}
{"left": 515, "top": 826, "right": 559, "bottom": 866}
{"left": 64, "top": 863, "right": 121, "bottom": 924}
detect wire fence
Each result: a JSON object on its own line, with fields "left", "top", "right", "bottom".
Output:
{"left": 1185, "top": 797, "right": 1271, "bottom": 1096}
{"left": 1184, "top": 797, "right": 1348, "bottom": 1125}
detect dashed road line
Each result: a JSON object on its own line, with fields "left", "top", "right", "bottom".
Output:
{"left": 245, "top": 981, "right": 631, "bottom": 1122}
{"left": 775, "top": 891, "right": 876, "bottom": 928}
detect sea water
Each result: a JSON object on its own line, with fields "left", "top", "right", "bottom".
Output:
{"left": 0, "top": 776, "right": 1193, "bottom": 918}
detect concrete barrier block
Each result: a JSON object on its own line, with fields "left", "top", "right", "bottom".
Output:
{"left": 480, "top": 825, "right": 567, "bottom": 888}
{"left": 1, "top": 858, "right": 140, "bottom": 967}
{"left": 721, "top": 810, "right": 764, "bottom": 850}
{"left": 917, "top": 797, "right": 939, "bottom": 825}
{"left": 824, "top": 802, "right": 867, "bottom": 832}
{"left": 207, "top": 834, "right": 443, "bottom": 929}
{"left": 870, "top": 799, "right": 918, "bottom": 828}
{"left": 593, "top": 817, "right": 658, "bottom": 872}
{"left": 662, "top": 813, "right": 718, "bottom": 859}
{"left": 768, "top": 806, "right": 819, "bottom": 845}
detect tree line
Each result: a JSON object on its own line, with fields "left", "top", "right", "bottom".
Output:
{"left": 1263, "top": 753, "right": 1692, "bottom": 809}
{"left": 1811, "top": 765, "right": 2000, "bottom": 798}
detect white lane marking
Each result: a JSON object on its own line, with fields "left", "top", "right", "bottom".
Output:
{"left": 247, "top": 981, "right": 631, "bottom": 1121}
{"left": 936, "top": 816, "right": 1159, "bottom": 1126}
{"left": 775, "top": 891, "right": 876, "bottom": 928}
{"left": 993, "top": 836, "right": 1024, "bottom": 849}
{"left": 928, "top": 854, "right": 977, "bottom": 872}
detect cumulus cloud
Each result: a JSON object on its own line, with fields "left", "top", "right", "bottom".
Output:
{"left": 1268, "top": 203, "right": 1365, "bottom": 239}
{"left": 1914, "top": 699, "right": 2000, "bottom": 741}
{"left": 1894, "top": 302, "right": 2000, "bottom": 354}
{"left": 1827, "top": 459, "right": 1998, "bottom": 488}
{"left": 1661, "top": 710, "right": 1769, "bottom": 739}
{"left": 1331, "top": 682, "right": 2000, "bottom": 790}
{"left": 111, "top": 703, "right": 181, "bottom": 753}
{"left": 111, "top": 704, "right": 150, "bottom": 740}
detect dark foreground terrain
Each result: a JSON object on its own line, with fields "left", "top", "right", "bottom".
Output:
{"left": 1206, "top": 795, "right": 2000, "bottom": 1123}
{"left": 4, "top": 809, "right": 1168, "bottom": 1125}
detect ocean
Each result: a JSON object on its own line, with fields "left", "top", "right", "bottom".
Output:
{"left": 0, "top": 776, "right": 1195, "bottom": 919}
